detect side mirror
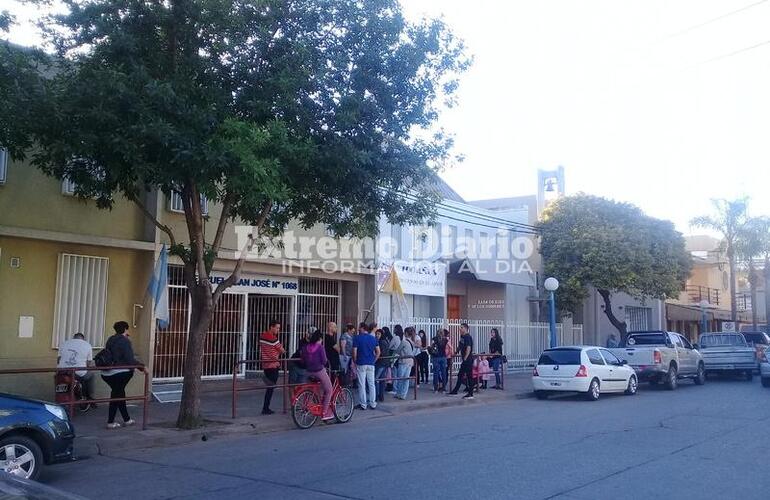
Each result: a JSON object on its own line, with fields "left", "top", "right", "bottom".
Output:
{"left": 621, "top": 359, "right": 628, "bottom": 365}
{"left": 693, "top": 344, "right": 699, "bottom": 350}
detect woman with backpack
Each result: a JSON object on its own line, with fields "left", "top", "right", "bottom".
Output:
{"left": 429, "top": 330, "right": 448, "bottom": 392}
{"left": 100, "top": 321, "right": 141, "bottom": 429}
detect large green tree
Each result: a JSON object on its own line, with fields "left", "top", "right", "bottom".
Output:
{"left": 539, "top": 195, "right": 692, "bottom": 337}
{"left": 735, "top": 216, "right": 770, "bottom": 330}
{"left": 691, "top": 198, "right": 749, "bottom": 322}
{"left": 1, "top": 0, "right": 468, "bottom": 428}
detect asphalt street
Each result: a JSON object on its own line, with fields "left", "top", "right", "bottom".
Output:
{"left": 44, "top": 376, "right": 770, "bottom": 500}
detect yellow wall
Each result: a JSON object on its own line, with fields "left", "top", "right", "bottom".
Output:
{"left": 0, "top": 236, "right": 154, "bottom": 399}
{"left": 0, "top": 159, "right": 149, "bottom": 242}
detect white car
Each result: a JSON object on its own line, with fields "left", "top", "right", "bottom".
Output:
{"left": 532, "top": 346, "right": 638, "bottom": 401}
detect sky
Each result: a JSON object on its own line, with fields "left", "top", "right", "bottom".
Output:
{"left": 5, "top": 0, "right": 770, "bottom": 234}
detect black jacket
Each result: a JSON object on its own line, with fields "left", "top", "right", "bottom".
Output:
{"left": 106, "top": 334, "right": 140, "bottom": 367}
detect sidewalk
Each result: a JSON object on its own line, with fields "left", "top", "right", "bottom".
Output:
{"left": 72, "top": 372, "right": 533, "bottom": 457}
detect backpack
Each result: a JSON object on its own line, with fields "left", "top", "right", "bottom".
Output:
{"left": 94, "top": 346, "right": 115, "bottom": 367}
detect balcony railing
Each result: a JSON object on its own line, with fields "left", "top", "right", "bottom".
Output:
{"left": 736, "top": 293, "right": 752, "bottom": 312}
{"left": 686, "top": 285, "right": 720, "bottom": 306}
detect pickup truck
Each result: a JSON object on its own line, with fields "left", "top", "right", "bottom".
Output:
{"left": 609, "top": 331, "right": 705, "bottom": 390}
{"left": 698, "top": 333, "right": 756, "bottom": 380}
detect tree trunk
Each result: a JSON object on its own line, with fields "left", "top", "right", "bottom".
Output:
{"left": 728, "top": 245, "right": 737, "bottom": 322}
{"left": 597, "top": 289, "right": 628, "bottom": 339}
{"left": 176, "top": 281, "right": 214, "bottom": 429}
{"left": 749, "top": 261, "right": 758, "bottom": 330}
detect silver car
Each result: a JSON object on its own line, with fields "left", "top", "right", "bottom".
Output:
{"left": 761, "top": 349, "right": 770, "bottom": 388}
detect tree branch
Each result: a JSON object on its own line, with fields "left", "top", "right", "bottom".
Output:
{"left": 598, "top": 289, "right": 627, "bottom": 338}
{"left": 212, "top": 201, "right": 272, "bottom": 304}
{"left": 211, "top": 191, "right": 234, "bottom": 254}
{"left": 128, "top": 192, "right": 178, "bottom": 251}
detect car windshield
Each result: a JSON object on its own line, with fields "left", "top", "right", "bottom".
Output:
{"left": 623, "top": 333, "right": 667, "bottom": 346}
{"left": 741, "top": 333, "right": 768, "bottom": 345}
{"left": 700, "top": 334, "right": 746, "bottom": 347}
{"left": 538, "top": 349, "right": 581, "bottom": 365}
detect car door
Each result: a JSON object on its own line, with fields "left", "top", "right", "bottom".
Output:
{"left": 673, "top": 334, "right": 694, "bottom": 374}
{"left": 600, "top": 348, "right": 628, "bottom": 391}
{"left": 586, "top": 348, "right": 612, "bottom": 391}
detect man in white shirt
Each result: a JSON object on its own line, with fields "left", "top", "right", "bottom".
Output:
{"left": 57, "top": 333, "right": 95, "bottom": 401}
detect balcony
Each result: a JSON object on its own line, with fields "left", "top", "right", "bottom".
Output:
{"left": 686, "top": 285, "right": 720, "bottom": 306}
{"left": 736, "top": 293, "right": 752, "bottom": 312}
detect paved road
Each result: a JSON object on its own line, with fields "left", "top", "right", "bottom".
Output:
{"left": 45, "top": 377, "right": 770, "bottom": 500}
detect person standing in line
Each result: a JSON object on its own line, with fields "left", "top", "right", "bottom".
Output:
{"left": 488, "top": 328, "right": 504, "bottom": 390}
{"left": 338, "top": 323, "right": 355, "bottom": 386}
{"left": 374, "top": 329, "right": 391, "bottom": 402}
{"left": 448, "top": 323, "right": 475, "bottom": 399}
{"left": 101, "top": 321, "right": 141, "bottom": 429}
{"left": 301, "top": 330, "right": 334, "bottom": 422}
{"left": 353, "top": 323, "right": 380, "bottom": 410}
{"left": 395, "top": 327, "right": 416, "bottom": 400}
{"left": 324, "top": 322, "right": 341, "bottom": 381}
{"left": 387, "top": 325, "right": 403, "bottom": 393}
{"left": 417, "top": 330, "right": 430, "bottom": 385}
{"left": 58, "top": 332, "right": 96, "bottom": 407}
{"left": 429, "top": 330, "right": 448, "bottom": 392}
{"left": 443, "top": 329, "right": 454, "bottom": 388}
{"left": 259, "top": 320, "right": 285, "bottom": 415}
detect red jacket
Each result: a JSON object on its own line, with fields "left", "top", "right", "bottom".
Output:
{"left": 259, "top": 332, "right": 284, "bottom": 369}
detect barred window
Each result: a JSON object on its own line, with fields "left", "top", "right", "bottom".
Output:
{"left": 52, "top": 254, "right": 109, "bottom": 348}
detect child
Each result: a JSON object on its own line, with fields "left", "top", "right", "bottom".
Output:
{"left": 478, "top": 355, "right": 491, "bottom": 390}
{"left": 472, "top": 356, "right": 482, "bottom": 390}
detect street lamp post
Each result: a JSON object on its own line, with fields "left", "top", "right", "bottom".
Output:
{"left": 699, "top": 300, "right": 709, "bottom": 335}
{"left": 544, "top": 277, "right": 559, "bottom": 348}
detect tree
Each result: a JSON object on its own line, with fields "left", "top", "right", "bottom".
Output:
{"left": 735, "top": 217, "right": 770, "bottom": 330}
{"left": 691, "top": 198, "right": 749, "bottom": 322}
{"left": 538, "top": 195, "right": 692, "bottom": 337}
{"left": 2, "top": 0, "right": 468, "bottom": 428}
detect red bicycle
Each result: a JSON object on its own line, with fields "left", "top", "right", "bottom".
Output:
{"left": 291, "top": 375, "right": 355, "bottom": 429}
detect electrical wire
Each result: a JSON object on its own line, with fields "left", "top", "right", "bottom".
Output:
{"left": 663, "top": 0, "right": 768, "bottom": 40}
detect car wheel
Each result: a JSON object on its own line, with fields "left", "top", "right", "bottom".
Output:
{"left": 694, "top": 363, "right": 706, "bottom": 386}
{"left": 665, "top": 365, "right": 678, "bottom": 391}
{"left": 625, "top": 376, "right": 638, "bottom": 395}
{"left": 762, "top": 377, "right": 770, "bottom": 388}
{"left": 745, "top": 370, "right": 754, "bottom": 382}
{"left": 535, "top": 391, "right": 549, "bottom": 400}
{"left": 0, "top": 435, "right": 44, "bottom": 481}
{"left": 585, "top": 378, "right": 600, "bottom": 401}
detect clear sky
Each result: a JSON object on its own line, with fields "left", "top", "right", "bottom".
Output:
{"left": 5, "top": 1, "right": 770, "bottom": 234}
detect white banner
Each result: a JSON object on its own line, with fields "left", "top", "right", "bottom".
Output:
{"left": 380, "top": 260, "right": 446, "bottom": 297}
{"left": 209, "top": 271, "right": 298, "bottom": 295}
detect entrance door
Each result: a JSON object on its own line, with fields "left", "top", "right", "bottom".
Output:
{"left": 245, "top": 294, "right": 294, "bottom": 372}
{"left": 447, "top": 295, "right": 461, "bottom": 320}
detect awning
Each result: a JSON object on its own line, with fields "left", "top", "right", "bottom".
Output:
{"left": 666, "top": 303, "right": 734, "bottom": 321}
{"left": 445, "top": 257, "right": 534, "bottom": 287}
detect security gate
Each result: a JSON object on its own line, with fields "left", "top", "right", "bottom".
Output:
{"left": 245, "top": 294, "right": 294, "bottom": 373}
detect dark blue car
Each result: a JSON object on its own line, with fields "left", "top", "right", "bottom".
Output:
{"left": 0, "top": 393, "right": 75, "bottom": 480}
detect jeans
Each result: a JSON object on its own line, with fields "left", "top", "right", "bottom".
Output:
{"left": 308, "top": 369, "right": 334, "bottom": 418}
{"left": 452, "top": 361, "right": 474, "bottom": 396}
{"left": 101, "top": 371, "right": 133, "bottom": 423}
{"left": 395, "top": 363, "right": 412, "bottom": 399}
{"left": 356, "top": 364, "right": 376, "bottom": 408}
{"left": 263, "top": 368, "right": 279, "bottom": 411}
{"left": 375, "top": 365, "right": 388, "bottom": 401}
{"left": 490, "top": 357, "right": 503, "bottom": 387}
{"left": 432, "top": 357, "right": 447, "bottom": 391}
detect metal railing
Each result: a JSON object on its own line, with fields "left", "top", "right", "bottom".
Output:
{"left": 0, "top": 365, "right": 150, "bottom": 430}
{"left": 686, "top": 285, "right": 721, "bottom": 306}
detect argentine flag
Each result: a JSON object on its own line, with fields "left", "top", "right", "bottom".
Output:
{"left": 148, "top": 244, "right": 170, "bottom": 329}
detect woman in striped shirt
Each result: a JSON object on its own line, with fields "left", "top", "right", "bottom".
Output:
{"left": 260, "top": 320, "right": 285, "bottom": 415}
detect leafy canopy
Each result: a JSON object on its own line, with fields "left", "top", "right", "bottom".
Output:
{"left": 539, "top": 194, "right": 692, "bottom": 312}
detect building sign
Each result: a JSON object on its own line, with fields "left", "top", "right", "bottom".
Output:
{"left": 722, "top": 321, "right": 736, "bottom": 332}
{"left": 209, "top": 272, "right": 298, "bottom": 296}
{"left": 471, "top": 299, "right": 504, "bottom": 310}
{"left": 379, "top": 260, "right": 446, "bottom": 297}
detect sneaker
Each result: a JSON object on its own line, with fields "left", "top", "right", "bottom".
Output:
{"left": 359, "top": 404, "right": 367, "bottom": 410}
{"left": 261, "top": 409, "right": 275, "bottom": 415}
{"left": 123, "top": 419, "right": 136, "bottom": 427}
{"left": 106, "top": 422, "right": 121, "bottom": 430}
{"left": 368, "top": 404, "right": 377, "bottom": 410}
{"left": 322, "top": 414, "right": 335, "bottom": 421}
{"left": 462, "top": 394, "right": 474, "bottom": 400}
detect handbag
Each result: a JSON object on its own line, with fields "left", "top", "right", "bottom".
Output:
{"left": 501, "top": 355, "right": 508, "bottom": 364}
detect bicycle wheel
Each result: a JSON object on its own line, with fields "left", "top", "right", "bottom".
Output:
{"left": 333, "top": 387, "right": 355, "bottom": 423}
{"left": 292, "top": 389, "right": 320, "bottom": 429}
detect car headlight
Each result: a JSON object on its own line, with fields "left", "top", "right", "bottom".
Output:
{"left": 45, "top": 403, "right": 68, "bottom": 421}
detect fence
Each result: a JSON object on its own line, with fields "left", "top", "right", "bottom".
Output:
{"left": 0, "top": 365, "right": 150, "bottom": 430}
{"left": 375, "top": 318, "right": 584, "bottom": 371}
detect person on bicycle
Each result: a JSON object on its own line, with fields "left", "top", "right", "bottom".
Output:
{"left": 301, "top": 330, "right": 334, "bottom": 422}
{"left": 57, "top": 332, "right": 95, "bottom": 406}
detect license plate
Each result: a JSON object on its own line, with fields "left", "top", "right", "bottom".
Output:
{"left": 550, "top": 382, "right": 562, "bottom": 387}
{"left": 55, "top": 384, "right": 69, "bottom": 393}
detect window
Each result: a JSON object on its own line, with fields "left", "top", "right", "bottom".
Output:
{"left": 62, "top": 177, "right": 77, "bottom": 196}
{"left": 600, "top": 349, "right": 620, "bottom": 365}
{"left": 679, "top": 335, "right": 693, "bottom": 349}
{"left": 52, "top": 254, "right": 109, "bottom": 348}
{"left": 625, "top": 306, "right": 652, "bottom": 331}
{"left": 0, "top": 148, "right": 7, "bottom": 184}
{"left": 537, "top": 349, "right": 581, "bottom": 365}
{"left": 671, "top": 334, "right": 684, "bottom": 348}
{"left": 587, "top": 349, "right": 605, "bottom": 365}
{"left": 169, "top": 191, "right": 208, "bottom": 215}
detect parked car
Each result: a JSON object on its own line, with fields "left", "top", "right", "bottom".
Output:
{"left": 0, "top": 393, "right": 75, "bottom": 480}
{"left": 760, "top": 347, "right": 770, "bottom": 388}
{"left": 532, "top": 346, "right": 638, "bottom": 401}
{"left": 609, "top": 331, "right": 705, "bottom": 389}
{"left": 740, "top": 331, "right": 770, "bottom": 372}
{"left": 0, "top": 471, "right": 86, "bottom": 499}
{"left": 698, "top": 333, "right": 756, "bottom": 380}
